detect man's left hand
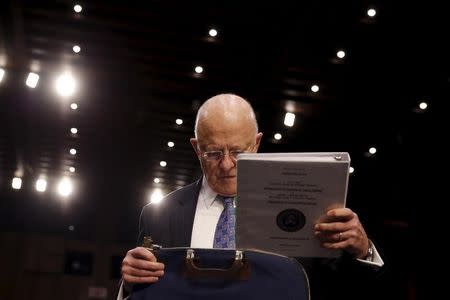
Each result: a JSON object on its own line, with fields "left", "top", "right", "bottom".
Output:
{"left": 314, "top": 208, "right": 369, "bottom": 259}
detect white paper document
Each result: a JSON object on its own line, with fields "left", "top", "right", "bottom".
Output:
{"left": 236, "top": 152, "right": 350, "bottom": 258}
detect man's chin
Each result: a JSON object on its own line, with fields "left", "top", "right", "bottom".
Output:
{"left": 213, "top": 186, "right": 236, "bottom": 197}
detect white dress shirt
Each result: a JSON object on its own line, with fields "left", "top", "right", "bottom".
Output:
{"left": 190, "top": 176, "right": 384, "bottom": 266}
{"left": 190, "top": 177, "right": 224, "bottom": 248}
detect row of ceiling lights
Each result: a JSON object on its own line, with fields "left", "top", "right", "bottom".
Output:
{"left": 0, "top": 4, "right": 89, "bottom": 196}
{"left": 10, "top": 177, "right": 73, "bottom": 197}
{"left": 149, "top": 6, "right": 382, "bottom": 201}
{"left": 148, "top": 5, "right": 433, "bottom": 204}
{"left": 1, "top": 4, "right": 429, "bottom": 202}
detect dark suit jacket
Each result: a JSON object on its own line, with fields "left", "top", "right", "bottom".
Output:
{"left": 137, "top": 179, "right": 385, "bottom": 300}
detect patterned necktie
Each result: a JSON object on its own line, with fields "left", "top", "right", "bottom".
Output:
{"left": 213, "top": 196, "right": 236, "bottom": 249}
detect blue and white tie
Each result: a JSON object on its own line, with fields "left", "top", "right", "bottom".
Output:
{"left": 213, "top": 196, "right": 236, "bottom": 249}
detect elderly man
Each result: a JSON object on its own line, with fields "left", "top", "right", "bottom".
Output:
{"left": 119, "top": 94, "right": 384, "bottom": 300}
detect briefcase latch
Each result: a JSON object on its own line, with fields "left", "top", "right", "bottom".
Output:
{"left": 185, "top": 249, "right": 250, "bottom": 280}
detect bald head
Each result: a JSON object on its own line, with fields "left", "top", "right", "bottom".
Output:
{"left": 190, "top": 93, "right": 262, "bottom": 196}
{"left": 194, "top": 94, "right": 258, "bottom": 139}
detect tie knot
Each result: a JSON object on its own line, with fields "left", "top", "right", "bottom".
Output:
{"left": 220, "top": 196, "right": 234, "bottom": 206}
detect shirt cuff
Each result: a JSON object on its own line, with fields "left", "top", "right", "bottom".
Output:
{"left": 356, "top": 242, "right": 384, "bottom": 267}
{"left": 117, "top": 282, "right": 130, "bottom": 300}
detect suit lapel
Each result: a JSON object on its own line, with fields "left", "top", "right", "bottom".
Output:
{"left": 173, "top": 179, "right": 202, "bottom": 246}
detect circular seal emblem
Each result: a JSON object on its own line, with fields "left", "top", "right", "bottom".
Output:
{"left": 276, "top": 209, "right": 306, "bottom": 232}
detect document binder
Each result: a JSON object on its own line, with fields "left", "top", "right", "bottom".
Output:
{"left": 236, "top": 152, "right": 350, "bottom": 258}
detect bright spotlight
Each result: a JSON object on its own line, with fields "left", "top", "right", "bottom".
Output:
{"left": 12, "top": 177, "right": 22, "bottom": 190}
{"left": 69, "top": 167, "right": 76, "bottom": 173}
{"left": 284, "top": 112, "right": 295, "bottom": 127}
{"left": 175, "top": 118, "right": 183, "bottom": 125}
{"left": 419, "top": 102, "right": 428, "bottom": 110}
{"left": 160, "top": 161, "right": 167, "bottom": 167}
{"left": 74, "top": 4, "right": 82, "bottom": 13}
{"left": 194, "top": 66, "right": 203, "bottom": 74}
{"left": 70, "top": 148, "right": 77, "bottom": 155}
{"left": 209, "top": 29, "right": 218, "bottom": 37}
{"left": 57, "top": 177, "right": 73, "bottom": 197}
{"left": 311, "top": 85, "right": 319, "bottom": 93}
{"left": 337, "top": 50, "right": 346, "bottom": 58}
{"left": 168, "top": 141, "right": 175, "bottom": 147}
{"left": 349, "top": 166, "right": 354, "bottom": 174}
{"left": 0, "top": 68, "right": 4, "bottom": 82}
{"left": 70, "top": 103, "right": 78, "bottom": 110}
{"left": 153, "top": 178, "right": 160, "bottom": 183}
{"left": 70, "top": 127, "right": 78, "bottom": 134}
{"left": 274, "top": 133, "right": 282, "bottom": 140}
{"left": 26, "top": 72, "right": 39, "bottom": 88}
{"left": 36, "top": 179, "right": 47, "bottom": 192}
{"left": 150, "top": 188, "right": 164, "bottom": 204}
{"left": 367, "top": 8, "right": 376, "bottom": 17}
{"left": 55, "top": 72, "right": 76, "bottom": 97}
{"left": 369, "top": 147, "right": 377, "bottom": 154}
{"left": 73, "top": 45, "right": 81, "bottom": 53}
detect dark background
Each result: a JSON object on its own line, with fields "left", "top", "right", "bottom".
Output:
{"left": 0, "top": 1, "right": 446, "bottom": 299}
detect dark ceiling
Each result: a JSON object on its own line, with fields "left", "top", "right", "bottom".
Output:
{"left": 0, "top": 0, "right": 446, "bottom": 246}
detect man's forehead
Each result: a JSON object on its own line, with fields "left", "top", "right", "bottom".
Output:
{"left": 197, "top": 132, "right": 254, "bottom": 149}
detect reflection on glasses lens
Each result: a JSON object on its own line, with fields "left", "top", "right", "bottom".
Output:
{"left": 203, "top": 150, "right": 245, "bottom": 161}
{"left": 204, "top": 151, "right": 222, "bottom": 160}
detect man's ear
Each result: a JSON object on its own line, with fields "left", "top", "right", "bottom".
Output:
{"left": 254, "top": 132, "right": 263, "bottom": 152}
{"left": 190, "top": 138, "right": 200, "bottom": 156}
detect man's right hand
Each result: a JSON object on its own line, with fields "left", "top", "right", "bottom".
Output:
{"left": 121, "top": 247, "right": 165, "bottom": 286}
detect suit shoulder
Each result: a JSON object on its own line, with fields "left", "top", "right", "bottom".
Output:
{"left": 141, "top": 180, "right": 200, "bottom": 215}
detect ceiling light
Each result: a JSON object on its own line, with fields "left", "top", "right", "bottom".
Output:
{"left": 55, "top": 72, "right": 76, "bottom": 97}
{"left": 0, "top": 68, "right": 4, "bottom": 82}
{"left": 149, "top": 188, "right": 163, "bottom": 204}
{"left": 369, "top": 147, "right": 377, "bottom": 154}
{"left": 311, "top": 85, "right": 319, "bottom": 93}
{"left": 69, "top": 167, "right": 76, "bottom": 173}
{"left": 70, "top": 128, "right": 78, "bottom": 134}
{"left": 70, "top": 103, "right": 78, "bottom": 110}
{"left": 284, "top": 112, "right": 295, "bottom": 127}
{"left": 175, "top": 118, "right": 183, "bottom": 125}
{"left": 73, "top": 45, "right": 81, "bottom": 53}
{"left": 209, "top": 29, "right": 218, "bottom": 37}
{"left": 419, "top": 102, "right": 428, "bottom": 110}
{"left": 74, "top": 4, "right": 82, "bottom": 13}
{"left": 160, "top": 161, "right": 167, "bottom": 167}
{"left": 274, "top": 133, "right": 282, "bottom": 140}
{"left": 168, "top": 141, "right": 175, "bottom": 147}
{"left": 367, "top": 8, "right": 376, "bottom": 17}
{"left": 70, "top": 148, "right": 77, "bottom": 155}
{"left": 12, "top": 177, "right": 22, "bottom": 190}
{"left": 26, "top": 72, "right": 39, "bottom": 88}
{"left": 337, "top": 50, "right": 346, "bottom": 59}
{"left": 153, "top": 178, "right": 160, "bottom": 183}
{"left": 57, "top": 177, "right": 73, "bottom": 197}
{"left": 194, "top": 66, "right": 203, "bottom": 74}
{"left": 349, "top": 167, "right": 354, "bottom": 174}
{"left": 36, "top": 179, "right": 47, "bottom": 192}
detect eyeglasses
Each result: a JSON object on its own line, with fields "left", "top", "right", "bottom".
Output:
{"left": 201, "top": 150, "right": 246, "bottom": 161}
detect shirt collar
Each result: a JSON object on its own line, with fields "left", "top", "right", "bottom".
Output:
{"left": 199, "top": 176, "right": 219, "bottom": 208}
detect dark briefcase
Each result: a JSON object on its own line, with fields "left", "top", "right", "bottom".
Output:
{"left": 131, "top": 247, "right": 310, "bottom": 300}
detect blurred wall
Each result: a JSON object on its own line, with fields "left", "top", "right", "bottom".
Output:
{"left": 0, "top": 232, "right": 129, "bottom": 300}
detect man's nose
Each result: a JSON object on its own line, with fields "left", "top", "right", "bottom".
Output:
{"left": 219, "top": 153, "right": 235, "bottom": 171}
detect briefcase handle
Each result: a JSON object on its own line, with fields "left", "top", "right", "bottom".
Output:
{"left": 184, "top": 249, "right": 250, "bottom": 280}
